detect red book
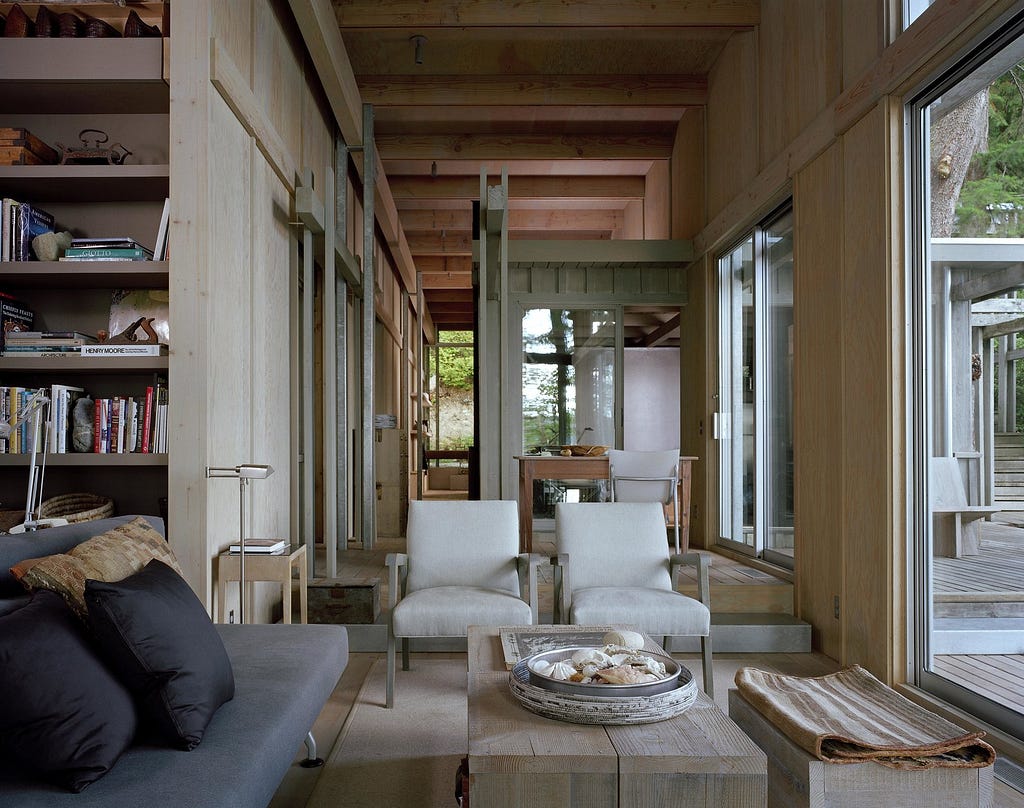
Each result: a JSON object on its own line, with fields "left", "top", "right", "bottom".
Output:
{"left": 141, "top": 386, "right": 153, "bottom": 454}
{"left": 93, "top": 396, "right": 102, "bottom": 453}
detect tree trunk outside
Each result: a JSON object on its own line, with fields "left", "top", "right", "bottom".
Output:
{"left": 930, "top": 90, "right": 989, "bottom": 237}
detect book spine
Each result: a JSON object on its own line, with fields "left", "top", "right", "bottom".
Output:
{"left": 141, "top": 386, "right": 153, "bottom": 453}
{"left": 63, "top": 248, "right": 152, "bottom": 259}
{"left": 81, "top": 344, "right": 166, "bottom": 356}
{"left": 93, "top": 396, "right": 102, "bottom": 453}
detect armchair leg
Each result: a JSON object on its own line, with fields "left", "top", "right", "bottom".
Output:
{"left": 402, "top": 637, "right": 410, "bottom": 671}
{"left": 386, "top": 630, "right": 396, "bottom": 709}
{"left": 700, "top": 634, "right": 714, "bottom": 699}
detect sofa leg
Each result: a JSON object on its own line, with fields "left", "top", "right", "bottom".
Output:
{"left": 300, "top": 731, "right": 324, "bottom": 768}
{"left": 402, "top": 637, "right": 410, "bottom": 671}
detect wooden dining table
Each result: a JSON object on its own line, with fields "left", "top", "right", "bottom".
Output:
{"left": 514, "top": 454, "right": 696, "bottom": 552}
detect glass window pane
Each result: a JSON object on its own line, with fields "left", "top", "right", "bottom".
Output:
{"left": 764, "top": 212, "right": 795, "bottom": 565}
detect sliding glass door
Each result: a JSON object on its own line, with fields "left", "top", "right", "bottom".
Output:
{"left": 908, "top": 14, "right": 1024, "bottom": 737}
{"left": 716, "top": 208, "right": 795, "bottom": 567}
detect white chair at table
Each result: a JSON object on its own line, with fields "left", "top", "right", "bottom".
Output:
{"left": 386, "top": 499, "right": 542, "bottom": 708}
{"left": 552, "top": 501, "right": 714, "bottom": 697}
{"left": 607, "top": 448, "right": 683, "bottom": 553}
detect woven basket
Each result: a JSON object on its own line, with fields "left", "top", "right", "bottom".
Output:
{"left": 38, "top": 493, "right": 114, "bottom": 524}
{"left": 509, "top": 659, "right": 698, "bottom": 724}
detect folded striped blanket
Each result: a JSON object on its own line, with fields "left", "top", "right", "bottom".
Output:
{"left": 735, "top": 665, "right": 996, "bottom": 770}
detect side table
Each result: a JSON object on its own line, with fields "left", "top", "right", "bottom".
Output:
{"left": 216, "top": 543, "right": 307, "bottom": 624}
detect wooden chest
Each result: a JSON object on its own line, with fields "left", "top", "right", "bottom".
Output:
{"left": 728, "top": 689, "right": 993, "bottom": 808}
{"left": 307, "top": 577, "right": 380, "bottom": 624}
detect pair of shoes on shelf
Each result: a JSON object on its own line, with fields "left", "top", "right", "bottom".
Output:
{"left": 1, "top": 5, "right": 160, "bottom": 38}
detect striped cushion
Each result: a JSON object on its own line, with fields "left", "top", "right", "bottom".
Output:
{"left": 10, "top": 517, "right": 181, "bottom": 618}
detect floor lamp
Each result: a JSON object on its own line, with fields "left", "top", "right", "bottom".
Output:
{"left": 205, "top": 463, "right": 274, "bottom": 625}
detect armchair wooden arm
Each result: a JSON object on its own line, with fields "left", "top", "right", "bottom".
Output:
{"left": 516, "top": 553, "right": 544, "bottom": 623}
{"left": 385, "top": 552, "right": 408, "bottom": 610}
{"left": 671, "top": 551, "right": 711, "bottom": 608}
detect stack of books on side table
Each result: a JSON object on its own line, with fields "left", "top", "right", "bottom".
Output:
{"left": 228, "top": 539, "right": 287, "bottom": 555}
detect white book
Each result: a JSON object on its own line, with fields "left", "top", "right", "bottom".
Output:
{"left": 154, "top": 197, "right": 170, "bottom": 260}
{"left": 228, "top": 538, "right": 287, "bottom": 554}
{"left": 81, "top": 343, "right": 168, "bottom": 357}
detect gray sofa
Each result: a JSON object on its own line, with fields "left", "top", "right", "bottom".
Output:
{"left": 0, "top": 515, "right": 349, "bottom": 807}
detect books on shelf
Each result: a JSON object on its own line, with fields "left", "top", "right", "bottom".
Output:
{"left": 48, "top": 384, "right": 85, "bottom": 454}
{"left": 153, "top": 198, "right": 170, "bottom": 261}
{"left": 92, "top": 380, "right": 167, "bottom": 454}
{"left": 1, "top": 198, "right": 55, "bottom": 261}
{"left": 60, "top": 238, "right": 154, "bottom": 262}
{"left": 228, "top": 539, "right": 287, "bottom": 554}
{"left": 3, "top": 332, "right": 97, "bottom": 355}
{"left": 0, "top": 293, "right": 34, "bottom": 350}
{"left": 81, "top": 343, "right": 168, "bottom": 357}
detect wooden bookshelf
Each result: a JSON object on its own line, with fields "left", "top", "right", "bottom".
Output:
{"left": 0, "top": 25, "right": 171, "bottom": 513}
{"left": 0, "top": 261, "right": 169, "bottom": 289}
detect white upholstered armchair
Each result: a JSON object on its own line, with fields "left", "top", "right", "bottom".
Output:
{"left": 552, "top": 501, "right": 714, "bottom": 697}
{"left": 385, "top": 500, "right": 542, "bottom": 708}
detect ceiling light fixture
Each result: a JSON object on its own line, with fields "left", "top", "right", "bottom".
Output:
{"left": 411, "top": 34, "right": 427, "bottom": 66}
{"left": 431, "top": 160, "right": 438, "bottom": 178}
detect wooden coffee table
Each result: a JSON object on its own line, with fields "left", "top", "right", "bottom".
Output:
{"left": 467, "top": 625, "right": 766, "bottom": 808}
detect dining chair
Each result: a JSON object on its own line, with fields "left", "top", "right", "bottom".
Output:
{"left": 553, "top": 501, "right": 714, "bottom": 697}
{"left": 385, "top": 499, "right": 542, "bottom": 708}
{"left": 607, "top": 448, "right": 683, "bottom": 552}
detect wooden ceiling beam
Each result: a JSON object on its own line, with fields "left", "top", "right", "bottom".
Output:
{"left": 333, "top": 0, "right": 759, "bottom": 27}
{"left": 376, "top": 133, "right": 673, "bottom": 161}
{"left": 643, "top": 314, "right": 681, "bottom": 347}
{"left": 420, "top": 272, "right": 474, "bottom": 289}
{"left": 358, "top": 75, "right": 706, "bottom": 107}
{"left": 424, "top": 289, "right": 474, "bottom": 302}
{"left": 408, "top": 233, "right": 474, "bottom": 255}
{"left": 416, "top": 256, "right": 473, "bottom": 274}
{"left": 390, "top": 175, "right": 646, "bottom": 200}
{"left": 400, "top": 208, "right": 623, "bottom": 231}
{"left": 383, "top": 159, "right": 657, "bottom": 176}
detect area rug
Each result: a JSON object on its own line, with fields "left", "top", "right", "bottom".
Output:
{"left": 735, "top": 664, "right": 996, "bottom": 769}
{"left": 306, "top": 659, "right": 467, "bottom": 808}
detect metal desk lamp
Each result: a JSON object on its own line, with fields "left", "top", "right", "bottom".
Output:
{"left": 0, "top": 389, "right": 68, "bottom": 533}
{"left": 205, "top": 463, "right": 274, "bottom": 624}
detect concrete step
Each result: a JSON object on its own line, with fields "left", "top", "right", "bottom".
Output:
{"left": 343, "top": 613, "right": 813, "bottom": 654}
{"left": 995, "top": 432, "right": 1024, "bottom": 446}
{"left": 933, "top": 618, "right": 1024, "bottom": 654}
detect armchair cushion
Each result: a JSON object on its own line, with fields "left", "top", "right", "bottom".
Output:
{"left": 406, "top": 500, "right": 521, "bottom": 593}
{"left": 392, "top": 585, "right": 533, "bottom": 637}
{"left": 570, "top": 586, "right": 710, "bottom": 636}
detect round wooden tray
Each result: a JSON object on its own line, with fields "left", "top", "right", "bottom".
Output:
{"left": 509, "top": 658, "right": 698, "bottom": 725}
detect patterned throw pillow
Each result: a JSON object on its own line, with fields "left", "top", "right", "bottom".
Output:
{"left": 10, "top": 516, "right": 181, "bottom": 617}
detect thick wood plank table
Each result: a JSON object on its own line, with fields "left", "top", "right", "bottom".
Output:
{"left": 515, "top": 454, "right": 696, "bottom": 552}
{"left": 467, "top": 625, "right": 766, "bottom": 808}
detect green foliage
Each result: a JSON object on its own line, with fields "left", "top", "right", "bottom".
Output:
{"left": 955, "top": 68, "right": 1024, "bottom": 237}
{"left": 435, "top": 330, "right": 474, "bottom": 390}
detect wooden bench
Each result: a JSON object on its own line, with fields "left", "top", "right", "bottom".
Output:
{"left": 728, "top": 689, "right": 993, "bottom": 808}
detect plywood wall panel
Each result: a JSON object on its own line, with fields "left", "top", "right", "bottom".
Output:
{"left": 793, "top": 142, "right": 845, "bottom": 661}
{"left": 671, "top": 108, "right": 705, "bottom": 240}
{"left": 758, "top": 0, "right": 841, "bottom": 169}
{"left": 840, "top": 101, "right": 892, "bottom": 680}
{"left": 250, "top": 153, "right": 294, "bottom": 546}
{"left": 706, "top": 31, "right": 758, "bottom": 223}
{"left": 680, "top": 257, "right": 709, "bottom": 548}
{"left": 254, "top": 0, "right": 304, "bottom": 183}
{"left": 211, "top": 0, "right": 252, "bottom": 83}
{"left": 842, "top": 0, "right": 889, "bottom": 91}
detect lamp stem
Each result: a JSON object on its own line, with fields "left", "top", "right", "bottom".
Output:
{"left": 239, "top": 477, "right": 247, "bottom": 625}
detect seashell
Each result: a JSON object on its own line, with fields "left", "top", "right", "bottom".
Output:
{"left": 529, "top": 659, "right": 552, "bottom": 676}
{"left": 603, "top": 629, "right": 646, "bottom": 651}
{"left": 571, "top": 648, "right": 611, "bottom": 667}
{"left": 546, "top": 661, "right": 577, "bottom": 680}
